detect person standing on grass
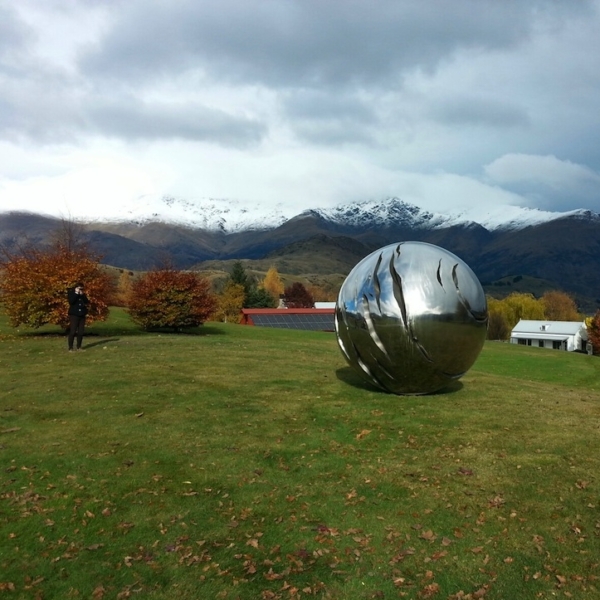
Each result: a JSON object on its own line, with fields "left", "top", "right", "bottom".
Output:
{"left": 68, "top": 283, "right": 89, "bottom": 351}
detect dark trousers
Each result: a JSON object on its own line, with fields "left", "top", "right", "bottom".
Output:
{"left": 68, "top": 315, "right": 86, "bottom": 350}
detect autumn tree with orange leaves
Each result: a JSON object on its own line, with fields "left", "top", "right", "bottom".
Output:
{"left": 284, "top": 282, "right": 314, "bottom": 308}
{"left": 541, "top": 290, "right": 581, "bottom": 321}
{"left": 586, "top": 311, "right": 600, "bottom": 355}
{"left": 262, "top": 266, "right": 284, "bottom": 301}
{"left": 0, "top": 240, "right": 112, "bottom": 330}
{"left": 214, "top": 281, "right": 245, "bottom": 323}
{"left": 127, "top": 267, "right": 216, "bottom": 331}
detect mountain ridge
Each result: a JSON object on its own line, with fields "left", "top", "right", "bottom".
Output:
{"left": 10, "top": 195, "right": 598, "bottom": 234}
{"left": 1, "top": 198, "right": 600, "bottom": 310}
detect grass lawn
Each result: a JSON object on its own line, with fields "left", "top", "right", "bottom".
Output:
{"left": 1, "top": 308, "right": 600, "bottom": 599}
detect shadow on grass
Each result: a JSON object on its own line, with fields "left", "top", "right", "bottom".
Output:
{"left": 335, "top": 366, "right": 464, "bottom": 396}
{"left": 141, "top": 325, "right": 227, "bottom": 336}
{"left": 14, "top": 329, "right": 139, "bottom": 339}
{"left": 11, "top": 324, "right": 227, "bottom": 338}
{"left": 83, "top": 337, "right": 121, "bottom": 350}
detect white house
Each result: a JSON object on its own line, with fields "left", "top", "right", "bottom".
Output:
{"left": 314, "top": 302, "right": 336, "bottom": 309}
{"left": 510, "top": 320, "right": 588, "bottom": 352}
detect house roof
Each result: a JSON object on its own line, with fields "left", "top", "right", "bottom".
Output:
{"left": 511, "top": 332, "right": 570, "bottom": 341}
{"left": 510, "top": 320, "right": 585, "bottom": 336}
{"left": 240, "top": 308, "right": 335, "bottom": 331}
{"left": 314, "top": 302, "right": 336, "bottom": 309}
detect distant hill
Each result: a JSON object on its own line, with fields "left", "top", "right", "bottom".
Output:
{"left": 1, "top": 199, "right": 599, "bottom": 313}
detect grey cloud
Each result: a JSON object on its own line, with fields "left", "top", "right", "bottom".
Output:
{"left": 283, "top": 91, "right": 376, "bottom": 122}
{"left": 0, "top": 68, "right": 265, "bottom": 147}
{"left": 282, "top": 91, "right": 377, "bottom": 145}
{"left": 0, "top": 71, "right": 85, "bottom": 144}
{"left": 0, "top": 5, "right": 33, "bottom": 65}
{"left": 88, "top": 99, "right": 267, "bottom": 147}
{"left": 291, "top": 121, "right": 376, "bottom": 146}
{"left": 501, "top": 184, "right": 599, "bottom": 212}
{"left": 80, "top": 0, "right": 586, "bottom": 89}
{"left": 428, "top": 96, "right": 530, "bottom": 128}
{"left": 485, "top": 154, "right": 600, "bottom": 211}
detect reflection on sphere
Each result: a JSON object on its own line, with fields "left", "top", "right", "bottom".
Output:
{"left": 335, "top": 241, "right": 488, "bottom": 395}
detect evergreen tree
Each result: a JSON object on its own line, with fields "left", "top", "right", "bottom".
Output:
{"left": 226, "top": 261, "right": 276, "bottom": 308}
{"left": 229, "top": 261, "right": 251, "bottom": 296}
{"left": 247, "top": 286, "right": 277, "bottom": 308}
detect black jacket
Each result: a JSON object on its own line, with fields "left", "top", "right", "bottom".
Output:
{"left": 68, "top": 289, "right": 89, "bottom": 317}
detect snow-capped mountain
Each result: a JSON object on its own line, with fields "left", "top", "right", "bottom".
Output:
{"left": 74, "top": 195, "right": 599, "bottom": 233}
{"left": 2, "top": 195, "right": 600, "bottom": 307}
{"left": 308, "top": 198, "right": 585, "bottom": 231}
{"left": 91, "top": 195, "right": 296, "bottom": 232}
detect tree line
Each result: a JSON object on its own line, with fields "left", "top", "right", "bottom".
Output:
{"left": 487, "top": 291, "right": 581, "bottom": 340}
{"left": 2, "top": 232, "right": 600, "bottom": 351}
{"left": 487, "top": 291, "right": 600, "bottom": 351}
{"left": 0, "top": 239, "right": 319, "bottom": 332}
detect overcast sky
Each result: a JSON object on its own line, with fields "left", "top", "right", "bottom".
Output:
{"left": 1, "top": 0, "right": 600, "bottom": 220}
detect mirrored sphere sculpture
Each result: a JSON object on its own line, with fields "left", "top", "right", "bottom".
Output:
{"left": 335, "top": 241, "right": 488, "bottom": 395}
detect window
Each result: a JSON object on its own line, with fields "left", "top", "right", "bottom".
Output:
{"left": 552, "top": 341, "right": 562, "bottom": 350}
{"left": 538, "top": 340, "right": 544, "bottom": 348}
{"left": 518, "top": 339, "right": 526, "bottom": 345}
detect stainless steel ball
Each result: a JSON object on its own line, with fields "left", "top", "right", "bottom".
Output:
{"left": 335, "top": 241, "right": 488, "bottom": 395}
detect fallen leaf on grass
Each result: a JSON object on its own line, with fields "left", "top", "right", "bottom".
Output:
{"left": 389, "top": 548, "right": 415, "bottom": 564}
{"left": 457, "top": 467, "right": 474, "bottom": 476}
{"left": 264, "top": 568, "right": 284, "bottom": 581}
{"left": 356, "top": 430, "right": 372, "bottom": 440}
{"left": 24, "top": 576, "right": 45, "bottom": 588}
{"left": 419, "top": 530, "right": 437, "bottom": 542}
{"left": 420, "top": 583, "right": 440, "bottom": 597}
{"left": 488, "top": 495, "right": 505, "bottom": 508}
{"left": 86, "top": 544, "right": 104, "bottom": 551}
